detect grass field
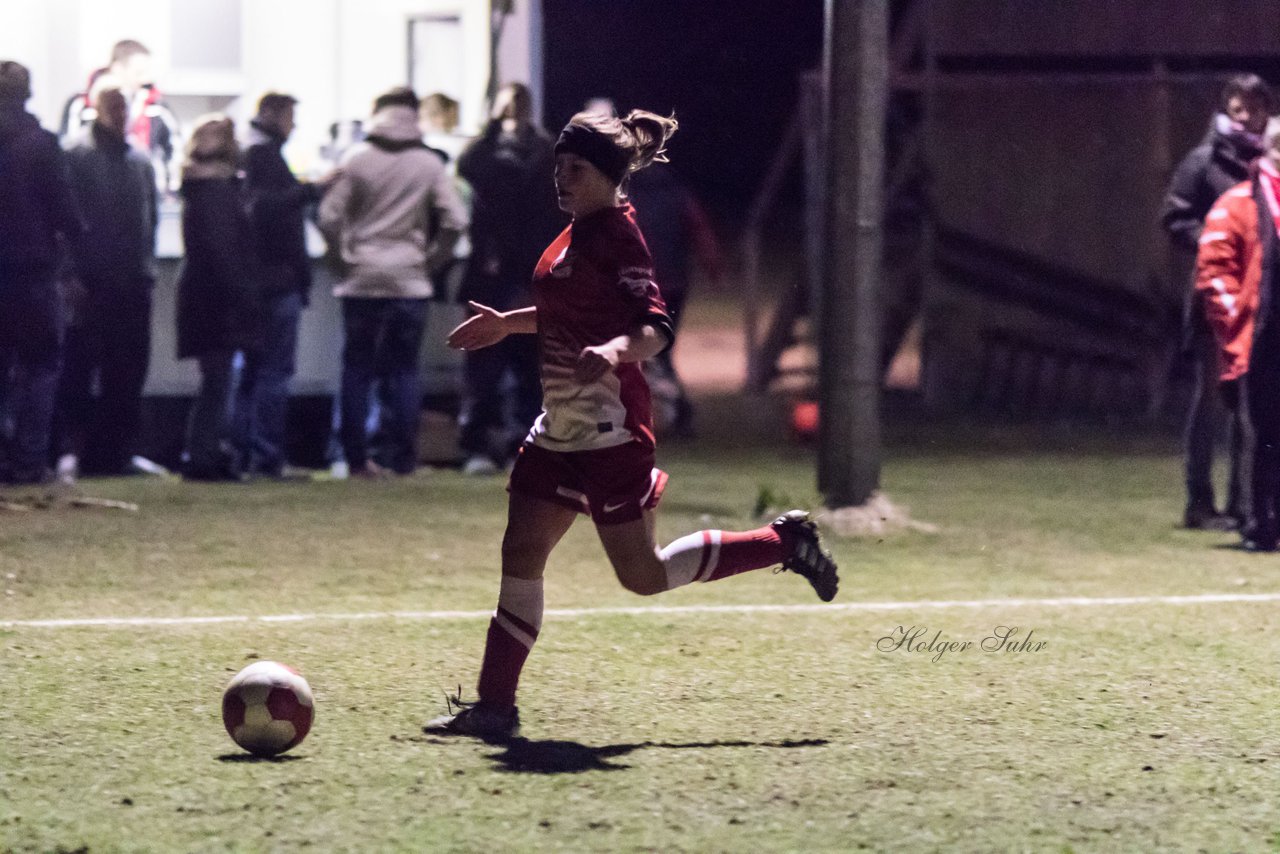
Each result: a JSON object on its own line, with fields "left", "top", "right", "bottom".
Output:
{"left": 3, "top": 405, "right": 1280, "bottom": 852}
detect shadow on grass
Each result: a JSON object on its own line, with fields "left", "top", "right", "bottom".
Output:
{"left": 486, "top": 737, "right": 828, "bottom": 774}
{"left": 216, "top": 753, "right": 305, "bottom": 763}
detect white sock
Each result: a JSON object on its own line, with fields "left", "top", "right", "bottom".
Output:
{"left": 493, "top": 575, "right": 544, "bottom": 648}
{"left": 658, "top": 530, "right": 721, "bottom": 589}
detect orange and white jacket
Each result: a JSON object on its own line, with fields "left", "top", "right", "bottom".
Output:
{"left": 1195, "top": 180, "right": 1262, "bottom": 381}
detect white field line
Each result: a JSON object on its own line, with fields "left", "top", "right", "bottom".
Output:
{"left": 3, "top": 592, "right": 1280, "bottom": 630}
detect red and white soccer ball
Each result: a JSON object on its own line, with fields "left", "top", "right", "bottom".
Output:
{"left": 222, "top": 661, "right": 314, "bottom": 757}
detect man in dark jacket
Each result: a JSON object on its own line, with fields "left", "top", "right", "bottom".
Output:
{"left": 1161, "top": 73, "right": 1273, "bottom": 530}
{"left": 53, "top": 77, "right": 157, "bottom": 480}
{"left": 455, "top": 83, "right": 564, "bottom": 474}
{"left": 0, "top": 61, "right": 82, "bottom": 484}
{"left": 237, "top": 92, "right": 332, "bottom": 477}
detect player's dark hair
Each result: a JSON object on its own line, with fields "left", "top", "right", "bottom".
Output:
{"left": 110, "top": 39, "right": 151, "bottom": 65}
{"left": 1221, "top": 73, "right": 1274, "bottom": 112}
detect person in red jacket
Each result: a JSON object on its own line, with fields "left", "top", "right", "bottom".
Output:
{"left": 1196, "top": 117, "right": 1280, "bottom": 550}
{"left": 425, "top": 109, "right": 839, "bottom": 742}
{"left": 61, "top": 40, "right": 180, "bottom": 193}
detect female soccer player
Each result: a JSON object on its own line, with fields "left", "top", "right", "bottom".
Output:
{"left": 427, "top": 109, "right": 838, "bottom": 741}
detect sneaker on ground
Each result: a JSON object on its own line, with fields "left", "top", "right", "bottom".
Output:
{"left": 130, "top": 455, "right": 173, "bottom": 477}
{"left": 351, "top": 460, "right": 394, "bottom": 480}
{"left": 462, "top": 455, "right": 500, "bottom": 477}
{"left": 424, "top": 698, "right": 519, "bottom": 743}
{"left": 1183, "top": 503, "right": 1237, "bottom": 531}
{"left": 772, "top": 509, "right": 839, "bottom": 602}
{"left": 56, "top": 453, "right": 78, "bottom": 486}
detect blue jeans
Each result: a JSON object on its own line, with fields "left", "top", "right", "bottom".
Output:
{"left": 0, "top": 268, "right": 63, "bottom": 481}
{"left": 339, "top": 297, "right": 428, "bottom": 474}
{"left": 234, "top": 291, "right": 302, "bottom": 475}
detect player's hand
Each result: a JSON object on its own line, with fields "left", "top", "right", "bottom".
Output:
{"left": 573, "top": 344, "right": 620, "bottom": 383}
{"left": 447, "top": 302, "right": 507, "bottom": 350}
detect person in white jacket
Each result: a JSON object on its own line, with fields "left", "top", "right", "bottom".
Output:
{"left": 319, "top": 86, "right": 467, "bottom": 477}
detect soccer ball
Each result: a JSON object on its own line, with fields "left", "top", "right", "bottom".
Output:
{"left": 222, "top": 661, "right": 314, "bottom": 756}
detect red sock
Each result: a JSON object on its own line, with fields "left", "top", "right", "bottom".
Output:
{"left": 659, "top": 525, "right": 786, "bottom": 588}
{"left": 476, "top": 576, "right": 543, "bottom": 707}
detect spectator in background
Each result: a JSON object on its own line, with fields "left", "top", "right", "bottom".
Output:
{"left": 61, "top": 40, "right": 181, "bottom": 193}
{"left": 1195, "top": 117, "right": 1280, "bottom": 552}
{"left": 627, "top": 155, "right": 724, "bottom": 438}
{"left": 1162, "top": 73, "right": 1272, "bottom": 530}
{"left": 582, "top": 96, "right": 723, "bottom": 437}
{"left": 455, "top": 83, "right": 564, "bottom": 475}
{"left": 420, "top": 92, "right": 466, "bottom": 163}
{"left": 0, "top": 60, "right": 82, "bottom": 485}
{"left": 53, "top": 76, "right": 158, "bottom": 484}
{"left": 236, "top": 92, "right": 335, "bottom": 479}
{"left": 175, "top": 115, "right": 260, "bottom": 482}
{"left": 319, "top": 87, "right": 466, "bottom": 478}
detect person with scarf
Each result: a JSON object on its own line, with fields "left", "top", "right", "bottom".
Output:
{"left": 1196, "top": 116, "right": 1280, "bottom": 551}
{"left": 1163, "top": 74, "right": 1273, "bottom": 531}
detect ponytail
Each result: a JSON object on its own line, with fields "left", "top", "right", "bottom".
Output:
{"left": 620, "top": 110, "right": 678, "bottom": 173}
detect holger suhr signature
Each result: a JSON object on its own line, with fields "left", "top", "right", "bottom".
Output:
{"left": 877, "top": 626, "right": 1047, "bottom": 662}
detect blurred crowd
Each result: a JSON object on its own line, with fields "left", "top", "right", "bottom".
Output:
{"left": 0, "top": 41, "right": 721, "bottom": 488}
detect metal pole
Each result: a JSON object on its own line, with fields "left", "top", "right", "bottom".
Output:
{"left": 818, "top": 0, "right": 887, "bottom": 506}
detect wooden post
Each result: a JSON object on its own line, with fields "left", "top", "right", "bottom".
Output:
{"left": 818, "top": 0, "right": 888, "bottom": 506}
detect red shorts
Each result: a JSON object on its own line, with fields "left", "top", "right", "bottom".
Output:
{"left": 508, "top": 441, "right": 668, "bottom": 525}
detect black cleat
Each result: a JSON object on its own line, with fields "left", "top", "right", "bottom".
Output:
{"left": 1183, "top": 503, "right": 1237, "bottom": 531}
{"left": 772, "top": 510, "right": 839, "bottom": 602}
{"left": 424, "top": 692, "right": 520, "bottom": 743}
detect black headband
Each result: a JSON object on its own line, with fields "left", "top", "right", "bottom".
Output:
{"left": 555, "top": 122, "right": 630, "bottom": 185}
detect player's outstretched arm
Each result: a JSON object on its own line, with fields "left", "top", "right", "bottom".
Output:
{"left": 447, "top": 302, "right": 537, "bottom": 350}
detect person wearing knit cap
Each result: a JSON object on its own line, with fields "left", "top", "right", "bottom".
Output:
{"left": 425, "top": 108, "right": 841, "bottom": 742}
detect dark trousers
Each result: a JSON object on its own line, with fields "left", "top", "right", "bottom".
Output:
{"left": 233, "top": 291, "right": 302, "bottom": 475}
{"left": 339, "top": 297, "right": 428, "bottom": 473}
{"left": 648, "top": 283, "right": 693, "bottom": 436}
{"left": 52, "top": 288, "right": 152, "bottom": 474}
{"left": 458, "top": 333, "right": 541, "bottom": 464}
{"left": 0, "top": 267, "right": 63, "bottom": 480}
{"left": 1185, "top": 322, "right": 1247, "bottom": 516}
{"left": 1243, "top": 327, "right": 1280, "bottom": 542}
{"left": 184, "top": 349, "right": 238, "bottom": 475}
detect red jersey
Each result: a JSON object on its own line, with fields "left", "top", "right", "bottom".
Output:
{"left": 527, "top": 204, "right": 673, "bottom": 452}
